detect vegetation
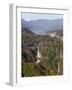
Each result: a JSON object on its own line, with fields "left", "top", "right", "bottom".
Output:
{"left": 21, "top": 27, "right": 63, "bottom": 77}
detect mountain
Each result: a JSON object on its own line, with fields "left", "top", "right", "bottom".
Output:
{"left": 22, "top": 19, "right": 63, "bottom": 35}
{"left": 22, "top": 27, "right": 34, "bottom": 35}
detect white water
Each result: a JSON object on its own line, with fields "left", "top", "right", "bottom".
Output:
{"left": 36, "top": 46, "right": 41, "bottom": 63}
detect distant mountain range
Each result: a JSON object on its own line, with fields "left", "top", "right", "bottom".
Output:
{"left": 22, "top": 19, "right": 63, "bottom": 35}
{"left": 22, "top": 27, "right": 34, "bottom": 35}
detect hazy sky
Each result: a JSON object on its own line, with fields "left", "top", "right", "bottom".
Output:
{"left": 21, "top": 13, "right": 63, "bottom": 21}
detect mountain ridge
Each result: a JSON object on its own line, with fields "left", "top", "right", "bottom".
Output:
{"left": 22, "top": 19, "right": 63, "bottom": 35}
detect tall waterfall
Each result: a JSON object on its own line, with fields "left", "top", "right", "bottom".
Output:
{"left": 57, "top": 61, "right": 60, "bottom": 75}
{"left": 36, "top": 45, "right": 41, "bottom": 63}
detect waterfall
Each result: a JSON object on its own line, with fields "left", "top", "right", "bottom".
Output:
{"left": 57, "top": 61, "right": 60, "bottom": 75}
{"left": 36, "top": 45, "right": 41, "bottom": 63}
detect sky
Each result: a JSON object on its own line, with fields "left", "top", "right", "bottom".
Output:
{"left": 21, "top": 13, "right": 63, "bottom": 21}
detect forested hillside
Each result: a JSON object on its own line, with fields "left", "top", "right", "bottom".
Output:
{"left": 21, "top": 27, "right": 63, "bottom": 77}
